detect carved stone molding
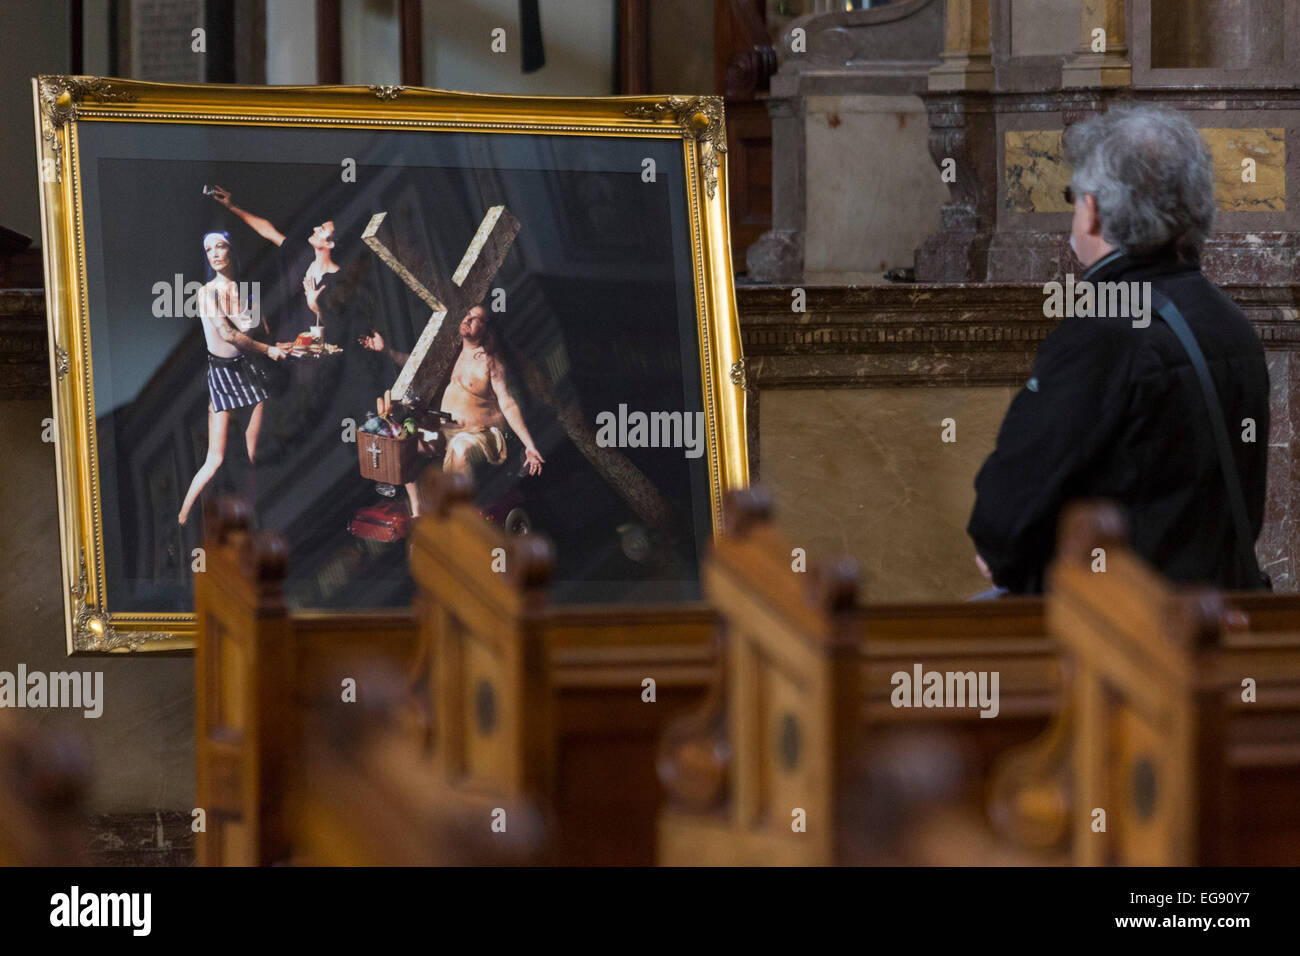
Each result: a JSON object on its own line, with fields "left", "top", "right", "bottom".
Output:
{"left": 915, "top": 90, "right": 999, "bottom": 281}
{"left": 737, "top": 283, "right": 1300, "bottom": 388}
{"left": 775, "top": 0, "right": 943, "bottom": 95}
{"left": 0, "top": 290, "right": 48, "bottom": 399}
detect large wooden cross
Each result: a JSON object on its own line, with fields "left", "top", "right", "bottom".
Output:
{"left": 362, "top": 202, "right": 677, "bottom": 540}
{"left": 362, "top": 204, "right": 521, "bottom": 405}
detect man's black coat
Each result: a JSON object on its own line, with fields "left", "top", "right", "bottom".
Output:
{"left": 968, "top": 248, "right": 1270, "bottom": 593}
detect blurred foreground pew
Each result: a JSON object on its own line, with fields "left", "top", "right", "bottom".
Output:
{"left": 657, "top": 488, "right": 1055, "bottom": 865}
{"left": 0, "top": 714, "right": 90, "bottom": 865}
{"left": 406, "top": 471, "right": 715, "bottom": 864}
{"left": 289, "top": 662, "right": 545, "bottom": 865}
{"left": 195, "top": 469, "right": 714, "bottom": 865}
{"left": 1037, "top": 502, "right": 1300, "bottom": 865}
{"left": 194, "top": 498, "right": 421, "bottom": 866}
{"left": 658, "top": 493, "right": 1300, "bottom": 866}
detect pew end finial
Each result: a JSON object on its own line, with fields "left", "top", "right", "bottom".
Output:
{"left": 1169, "top": 589, "right": 1228, "bottom": 650}
{"left": 722, "top": 485, "right": 773, "bottom": 537}
{"left": 235, "top": 530, "right": 289, "bottom": 610}
{"left": 203, "top": 494, "right": 252, "bottom": 546}
{"left": 506, "top": 533, "right": 555, "bottom": 591}
{"left": 1056, "top": 499, "right": 1129, "bottom": 566}
{"left": 422, "top": 467, "right": 475, "bottom": 518}
{"left": 807, "top": 555, "right": 860, "bottom": 615}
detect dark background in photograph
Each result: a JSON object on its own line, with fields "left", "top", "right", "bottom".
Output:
{"left": 78, "top": 123, "right": 710, "bottom": 612}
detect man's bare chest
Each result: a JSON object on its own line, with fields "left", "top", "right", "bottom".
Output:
{"left": 451, "top": 352, "right": 492, "bottom": 395}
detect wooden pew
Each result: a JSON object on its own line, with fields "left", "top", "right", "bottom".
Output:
{"left": 195, "top": 474, "right": 716, "bottom": 865}
{"left": 657, "top": 488, "right": 1056, "bottom": 865}
{"left": 288, "top": 662, "right": 546, "bottom": 865}
{"left": 1042, "top": 501, "right": 1300, "bottom": 865}
{"left": 194, "top": 498, "right": 420, "bottom": 866}
{"left": 406, "top": 470, "right": 716, "bottom": 865}
{"left": 0, "top": 714, "right": 91, "bottom": 865}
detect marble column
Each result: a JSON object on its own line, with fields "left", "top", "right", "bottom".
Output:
{"left": 745, "top": 0, "right": 946, "bottom": 284}
{"left": 927, "top": 0, "right": 995, "bottom": 92}
{"left": 1061, "top": 0, "right": 1132, "bottom": 88}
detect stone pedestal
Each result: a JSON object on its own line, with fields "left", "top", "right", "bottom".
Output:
{"left": 747, "top": 0, "right": 946, "bottom": 284}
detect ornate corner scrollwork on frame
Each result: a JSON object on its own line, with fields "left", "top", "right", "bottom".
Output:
{"left": 369, "top": 85, "right": 405, "bottom": 101}
{"left": 38, "top": 76, "right": 136, "bottom": 184}
{"left": 70, "top": 550, "right": 161, "bottom": 652}
{"left": 625, "top": 96, "right": 727, "bottom": 199}
{"left": 729, "top": 357, "right": 747, "bottom": 391}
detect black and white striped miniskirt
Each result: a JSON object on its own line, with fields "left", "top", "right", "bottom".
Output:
{"left": 207, "top": 352, "right": 269, "bottom": 412}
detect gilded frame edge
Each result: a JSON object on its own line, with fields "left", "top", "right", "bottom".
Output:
{"left": 31, "top": 76, "right": 749, "bottom": 655}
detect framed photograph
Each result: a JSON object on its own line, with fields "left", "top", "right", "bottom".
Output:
{"left": 32, "top": 76, "right": 747, "bottom": 653}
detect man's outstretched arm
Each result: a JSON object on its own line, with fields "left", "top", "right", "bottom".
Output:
{"left": 489, "top": 358, "right": 544, "bottom": 475}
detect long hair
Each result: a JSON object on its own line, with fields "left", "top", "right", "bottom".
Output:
{"left": 471, "top": 307, "right": 501, "bottom": 357}
{"left": 202, "top": 230, "right": 242, "bottom": 282}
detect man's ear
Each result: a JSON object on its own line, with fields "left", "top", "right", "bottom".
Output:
{"left": 1084, "top": 193, "right": 1104, "bottom": 237}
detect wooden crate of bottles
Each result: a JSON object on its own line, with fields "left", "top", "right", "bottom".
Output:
{"left": 358, "top": 430, "right": 418, "bottom": 484}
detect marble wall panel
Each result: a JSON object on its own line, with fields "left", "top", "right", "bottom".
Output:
{"left": 759, "top": 386, "right": 1018, "bottom": 602}
{"left": 1207, "top": 126, "right": 1286, "bottom": 211}
{"left": 1004, "top": 126, "right": 1286, "bottom": 214}
{"left": 1004, "top": 129, "right": 1071, "bottom": 213}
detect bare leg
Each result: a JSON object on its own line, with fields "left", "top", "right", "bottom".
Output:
{"left": 178, "top": 406, "right": 230, "bottom": 526}
{"left": 245, "top": 401, "right": 263, "bottom": 464}
{"left": 404, "top": 480, "right": 422, "bottom": 517}
{"left": 243, "top": 401, "right": 264, "bottom": 509}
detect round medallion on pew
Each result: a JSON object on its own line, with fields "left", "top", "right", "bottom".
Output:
{"left": 475, "top": 679, "right": 497, "bottom": 736}
{"left": 1131, "top": 757, "right": 1157, "bottom": 822}
{"left": 779, "top": 714, "right": 801, "bottom": 772}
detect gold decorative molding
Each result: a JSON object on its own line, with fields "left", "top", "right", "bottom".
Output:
{"left": 729, "top": 358, "right": 747, "bottom": 391}
{"left": 38, "top": 76, "right": 136, "bottom": 183}
{"left": 33, "top": 78, "right": 748, "bottom": 649}
{"left": 70, "top": 550, "right": 163, "bottom": 652}
{"left": 625, "top": 96, "right": 727, "bottom": 199}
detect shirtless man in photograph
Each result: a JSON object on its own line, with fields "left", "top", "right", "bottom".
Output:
{"left": 363, "top": 305, "right": 543, "bottom": 515}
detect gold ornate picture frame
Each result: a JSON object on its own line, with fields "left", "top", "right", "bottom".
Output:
{"left": 32, "top": 76, "right": 747, "bottom": 654}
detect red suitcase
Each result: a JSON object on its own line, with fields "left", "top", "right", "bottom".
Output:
{"left": 348, "top": 500, "right": 412, "bottom": 542}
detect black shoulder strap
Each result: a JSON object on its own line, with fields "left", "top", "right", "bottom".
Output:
{"left": 1151, "top": 289, "right": 1267, "bottom": 589}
